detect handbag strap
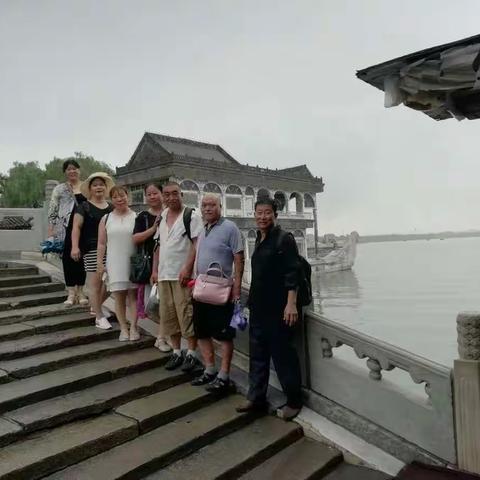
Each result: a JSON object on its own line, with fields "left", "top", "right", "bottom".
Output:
{"left": 137, "top": 212, "right": 150, "bottom": 257}
{"left": 206, "top": 262, "right": 226, "bottom": 278}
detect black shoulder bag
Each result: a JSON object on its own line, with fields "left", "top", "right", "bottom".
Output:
{"left": 130, "top": 213, "right": 152, "bottom": 284}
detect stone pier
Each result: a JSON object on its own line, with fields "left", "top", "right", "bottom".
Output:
{"left": 454, "top": 312, "right": 480, "bottom": 474}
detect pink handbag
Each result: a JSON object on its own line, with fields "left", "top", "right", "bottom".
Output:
{"left": 192, "top": 263, "right": 233, "bottom": 305}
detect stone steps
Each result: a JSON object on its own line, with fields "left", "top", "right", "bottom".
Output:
{"left": 0, "top": 325, "right": 120, "bottom": 361}
{"left": 1, "top": 367, "right": 188, "bottom": 447}
{"left": 0, "top": 312, "right": 95, "bottom": 342}
{"left": 0, "top": 303, "right": 88, "bottom": 326}
{"left": 0, "top": 413, "right": 138, "bottom": 480}
{"left": 143, "top": 415, "right": 304, "bottom": 480}
{"left": 0, "top": 291, "right": 68, "bottom": 312}
{"left": 238, "top": 437, "right": 343, "bottom": 479}
{"left": 0, "top": 336, "right": 154, "bottom": 379}
{"left": 0, "top": 263, "right": 391, "bottom": 480}
{"left": 0, "top": 349, "right": 168, "bottom": 413}
{"left": 0, "top": 282, "right": 65, "bottom": 298}
{"left": 45, "top": 394, "right": 257, "bottom": 480}
{"left": 323, "top": 463, "right": 393, "bottom": 480}
{"left": 0, "top": 266, "right": 38, "bottom": 277}
{"left": 0, "top": 274, "right": 51, "bottom": 288}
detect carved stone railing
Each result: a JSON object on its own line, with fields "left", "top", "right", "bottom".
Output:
{"left": 304, "top": 310, "right": 455, "bottom": 464}
{"left": 278, "top": 211, "right": 314, "bottom": 220}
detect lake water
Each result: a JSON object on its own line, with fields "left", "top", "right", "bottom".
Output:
{"left": 312, "top": 237, "right": 480, "bottom": 367}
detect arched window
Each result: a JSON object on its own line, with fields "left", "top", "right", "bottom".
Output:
{"left": 274, "top": 191, "right": 287, "bottom": 212}
{"left": 257, "top": 188, "right": 270, "bottom": 201}
{"left": 225, "top": 184, "right": 242, "bottom": 216}
{"left": 245, "top": 186, "right": 255, "bottom": 214}
{"left": 289, "top": 192, "right": 303, "bottom": 214}
{"left": 130, "top": 185, "right": 145, "bottom": 205}
{"left": 180, "top": 180, "right": 200, "bottom": 208}
{"left": 304, "top": 193, "right": 315, "bottom": 209}
{"left": 226, "top": 185, "right": 241, "bottom": 195}
{"left": 203, "top": 182, "right": 222, "bottom": 194}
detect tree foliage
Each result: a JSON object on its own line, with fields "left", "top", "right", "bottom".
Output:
{"left": 2, "top": 162, "right": 45, "bottom": 208}
{"left": 0, "top": 153, "right": 114, "bottom": 208}
{"left": 44, "top": 152, "right": 114, "bottom": 183}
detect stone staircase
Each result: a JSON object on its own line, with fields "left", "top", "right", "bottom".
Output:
{"left": 0, "top": 262, "right": 393, "bottom": 479}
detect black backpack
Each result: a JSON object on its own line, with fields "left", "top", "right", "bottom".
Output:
{"left": 277, "top": 230, "right": 313, "bottom": 308}
{"left": 182, "top": 207, "right": 195, "bottom": 242}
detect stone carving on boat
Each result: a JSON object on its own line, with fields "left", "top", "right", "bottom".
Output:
{"left": 312, "top": 231, "right": 359, "bottom": 272}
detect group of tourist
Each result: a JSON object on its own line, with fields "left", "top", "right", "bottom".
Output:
{"left": 48, "top": 159, "right": 304, "bottom": 420}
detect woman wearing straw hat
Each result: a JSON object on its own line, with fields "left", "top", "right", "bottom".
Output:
{"left": 71, "top": 172, "right": 114, "bottom": 330}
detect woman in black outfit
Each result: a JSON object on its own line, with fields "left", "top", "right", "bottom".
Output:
{"left": 132, "top": 183, "right": 171, "bottom": 352}
{"left": 237, "top": 197, "right": 303, "bottom": 420}
{"left": 47, "top": 160, "right": 87, "bottom": 305}
{"left": 71, "top": 172, "right": 114, "bottom": 330}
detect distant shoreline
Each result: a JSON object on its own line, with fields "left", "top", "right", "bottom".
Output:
{"left": 359, "top": 232, "right": 480, "bottom": 244}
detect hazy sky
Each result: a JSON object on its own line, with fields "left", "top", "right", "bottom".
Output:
{"left": 1, "top": 0, "right": 480, "bottom": 235}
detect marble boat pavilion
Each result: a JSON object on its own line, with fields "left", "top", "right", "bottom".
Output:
{"left": 116, "top": 133, "right": 324, "bottom": 261}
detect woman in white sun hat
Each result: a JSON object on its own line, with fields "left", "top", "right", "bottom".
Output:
{"left": 71, "top": 172, "right": 114, "bottom": 330}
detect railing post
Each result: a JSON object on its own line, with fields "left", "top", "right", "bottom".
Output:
{"left": 454, "top": 311, "right": 480, "bottom": 473}
{"left": 43, "top": 180, "right": 58, "bottom": 238}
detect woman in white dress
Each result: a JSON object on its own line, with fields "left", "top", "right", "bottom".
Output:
{"left": 96, "top": 186, "right": 139, "bottom": 341}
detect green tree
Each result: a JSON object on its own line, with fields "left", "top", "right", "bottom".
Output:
{"left": 1, "top": 153, "right": 114, "bottom": 207}
{"left": 44, "top": 152, "right": 114, "bottom": 182}
{"left": 2, "top": 162, "right": 45, "bottom": 208}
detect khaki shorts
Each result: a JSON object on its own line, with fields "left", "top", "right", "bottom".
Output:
{"left": 158, "top": 280, "right": 194, "bottom": 338}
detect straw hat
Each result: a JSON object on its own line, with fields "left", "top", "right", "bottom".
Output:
{"left": 80, "top": 172, "right": 115, "bottom": 198}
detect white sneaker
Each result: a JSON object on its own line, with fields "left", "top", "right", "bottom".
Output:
{"left": 154, "top": 337, "right": 172, "bottom": 352}
{"left": 95, "top": 317, "right": 112, "bottom": 330}
{"left": 129, "top": 326, "right": 140, "bottom": 341}
{"left": 119, "top": 330, "right": 130, "bottom": 342}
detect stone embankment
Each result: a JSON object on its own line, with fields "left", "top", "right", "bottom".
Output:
{"left": 0, "top": 262, "right": 391, "bottom": 479}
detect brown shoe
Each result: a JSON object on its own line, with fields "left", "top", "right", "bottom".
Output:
{"left": 235, "top": 400, "right": 268, "bottom": 413}
{"left": 276, "top": 405, "right": 301, "bottom": 421}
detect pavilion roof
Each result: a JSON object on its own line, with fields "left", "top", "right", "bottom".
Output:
{"left": 357, "top": 33, "right": 480, "bottom": 121}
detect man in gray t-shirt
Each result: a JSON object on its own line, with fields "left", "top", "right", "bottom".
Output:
{"left": 191, "top": 194, "right": 244, "bottom": 394}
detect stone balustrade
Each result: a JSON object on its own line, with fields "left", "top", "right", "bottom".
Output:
{"left": 303, "top": 310, "right": 455, "bottom": 465}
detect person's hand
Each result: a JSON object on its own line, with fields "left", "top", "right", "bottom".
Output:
{"left": 71, "top": 247, "right": 81, "bottom": 262}
{"left": 150, "top": 271, "right": 158, "bottom": 285}
{"left": 283, "top": 302, "right": 298, "bottom": 326}
{"left": 46, "top": 236, "right": 54, "bottom": 243}
{"left": 231, "top": 284, "right": 241, "bottom": 302}
{"left": 97, "top": 264, "right": 105, "bottom": 276}
{"left": 178, "top": 266, "right": 191, "bottom": 287}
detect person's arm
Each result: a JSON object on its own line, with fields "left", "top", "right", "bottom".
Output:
{"left": 232, "top": 252, "right": 244, "bottom": 301}
{"left": 133, "top": 213, "right": 161, "bottom": 245}
{"left": 96, "top": 217, "right": 107, "bottom": 275}
{"left": 150, "top": 246, "right": 159, "bottom": 284}
{"left": 231, "top": 225, "right": 245, "bottom": 301}
{"left": 179, "top": 238, "right": 197, "bottom": 286}
{"left": 47, "top": 185, "right": 61, "bottom": 238}
{"left": 179, "top": 212, "right": 203, "bottom": 286}
{"left": 282, "top": 233, "right": 300, "bottom": 326}
{"left": 70, "top": 213, "right": 84, "bottom": 261}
